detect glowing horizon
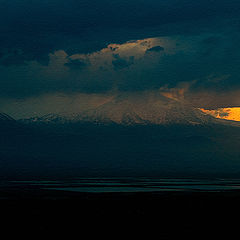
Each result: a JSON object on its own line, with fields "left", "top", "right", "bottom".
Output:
{"left": 200, "top": 107, "right": 240, "bottom": 122}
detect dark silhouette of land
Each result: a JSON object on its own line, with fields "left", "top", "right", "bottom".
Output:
{"left": 1, "top": 114, "right": 240, "bottom": 238}
{"left": 1, "top": 186, "right": 240, "bottom": 239}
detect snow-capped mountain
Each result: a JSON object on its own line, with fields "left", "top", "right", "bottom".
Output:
{"left": 0, "top": 112, "right": 18, "bottom": 130}
{"left": 22, "top": 92, "right": 232, "bottom": 126}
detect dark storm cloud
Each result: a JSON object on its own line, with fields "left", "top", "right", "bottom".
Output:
{"left": 146, "top": 46, "right": 164, "bottom": 53}
{"left": 1, "top": 0, "right": 240, "bottom": 101}
{"left": 112, "top": 55, "right": 135, "bottom": 70}
{"left": 1, "top": 0, "right": 240, "bottom": 59}
{"left": 64, "top": 58, "right": 89, "bottom": 70}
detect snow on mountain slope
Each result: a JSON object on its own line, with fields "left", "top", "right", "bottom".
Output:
{"left": 22, "top": 91, "right": 229, "bottom": 126}
{"left": 0, "top": 112, "right": 15, "bottom": 122}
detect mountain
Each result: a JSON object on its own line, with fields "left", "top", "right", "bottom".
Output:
{"left": 22, "top": 92, "right": 233, "bottom": 126}
{"left": 1, "top": 106, "right": 240, "bottom": 178}
{"left": 0, "top": 112, "right": 15, "bottom": 123}
{"left": 0, "top": 112, "right": 18, "bottom": 131}
{"left": 2, "top": 94, "right": 240, "bottom": 179}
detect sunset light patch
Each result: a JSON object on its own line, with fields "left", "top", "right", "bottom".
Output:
{"left": 200, "top": 107, "right": 240, "bottom": 122}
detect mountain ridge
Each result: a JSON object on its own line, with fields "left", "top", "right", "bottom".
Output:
{"left": 20, "top": 93, "right": 240, "bottom": 127}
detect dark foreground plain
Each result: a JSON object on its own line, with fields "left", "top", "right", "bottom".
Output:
{"left": 1, "top": 185, "right": 240, "bottom": 239}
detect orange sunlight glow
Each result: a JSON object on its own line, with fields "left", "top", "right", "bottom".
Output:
{"left": 200, "top": 107, "right": 240, "bottom": 122}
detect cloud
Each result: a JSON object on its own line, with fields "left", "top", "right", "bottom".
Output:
{"left": 65, "top": 58, "right": 89, "bottom": 70}
{"left": 0, "top": 37, "right": 176, "bottom": 97}
{"left": 1, "top": 31, "right": 240, "bottom": 102}
{"left": 1, "top": 1, "right": 240, "bottom": 64}
{"left": 112, "top": 54, "right": 135, "bottom": 70}
{"left": 146, "top": 46, "right": 164, "bottom": 53}
{"left": 1, "top": 2, "right": 240, "bottom": 119}
{"left": 184, "top": 87, "right": 240, "bottom": 109}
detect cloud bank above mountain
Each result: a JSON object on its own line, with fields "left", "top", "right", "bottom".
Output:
{"left": 1, "top": 1, "right": 240, "bottom": 118}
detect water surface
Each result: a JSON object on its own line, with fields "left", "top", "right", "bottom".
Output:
{"left": 7, "top": 178, "right": 240, "bottom": 193}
